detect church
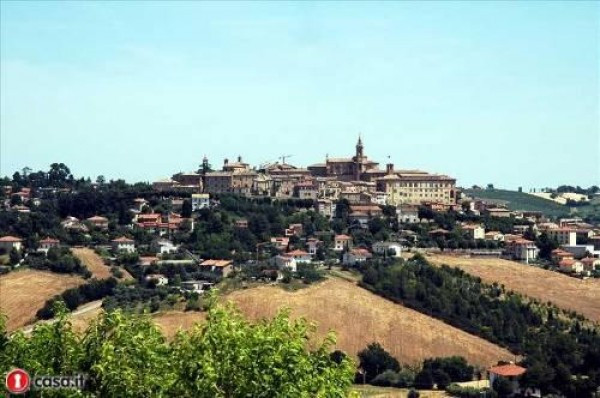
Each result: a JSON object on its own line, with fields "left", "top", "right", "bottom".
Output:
{"left": 307, "top": 136, "right": 380, "bottom": 182}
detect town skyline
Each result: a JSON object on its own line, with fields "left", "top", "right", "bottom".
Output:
{"left": 1, "top": 2, "right": 598, "bottom": 189}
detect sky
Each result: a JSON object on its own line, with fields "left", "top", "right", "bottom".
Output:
{"left": 1, "top": 1, "right": 598, "bottom": 190}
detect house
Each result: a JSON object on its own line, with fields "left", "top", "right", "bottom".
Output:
{"left": 272, "top": 254, "right": 297, "bottom": 272}
{"left": 462, "top": 224, "right": 485, "bottom": 240}
{"left": 396, "top": 204, "right": 419, "bottom": 224}
{"left": 343, "top": 248, "right": 372, "bottom": 266}
{"left": 348, "top": 211, "right": 370, "bottom": 228}
{"left": 315, "top": 199, "right": 336, "bottom": 219}
{"left": 87, "top": 216, "right": 109, "bottom": 230}
{"left": 285, "top": 249, "right": 312, "bottom": 263}
{"left": 145, "top": 274, "right": 169, "bottom": 286}
{"left": 581, "top": 257, "right": 600, "bottom": 272}
{"left": 61, "top": 216, "right": 89, "bottom": 232}
{"left": 504, "top": 239, "right": 539, "bottom": 262}
{"left": 429, "top": 228, "right": 449, "bottom": 237}
{"left": 306, "top": 238, "right": 321, "bottom": 256}
{"left": 191, "top": 193, "right": 210, "bottom": 211}
{"left": 334, "top": 234, "right": 352, "bottom": 251}
{"left": 484, "top": 231, "right": 504, "bottom": 242}
{"left": 154, "top": 239, "right": 178, "bottom": 255}
{"left": 38, "top": 237, "right": 60, "bottom": 253}
{"left": 349, "top": 205, "right": 383, "bottom": 218}
{"left": 111, "top": 237, "right": 136, "bottom": 253}
{"left": 136, "top": 213, "right": 162, "bottom": 224}
{"left": 270, "top": 237, "right": 290, "bottom": 250}
{"left": 180, "top": 280, "right": 213, "bottom": 293}
{"left": 561, "top": 244, "right": 595, "bottom": 259}
{"left": 234, "top": 219, "right": 248, "bottom": 229}
{"left": 545, "top": 228, "right": 577, "bottom": 246}
{"left": 484, "top": 207, "right": 512, "bottom": 218}
{"left": 200, "top": 259, "right": 234, "bottom": 277}
{"left": 512, "top": 225, "right": 532, "bottom": 235}
{"left": 372, "top": 241, "right": 402, "bottom": 257}
{"left": 551, "top": 249, "right": 574, "bottom": 264}
{"left": 558, "top": 258, "right": 584, "bottom": 274}
{"left": 0, "top": 236, "right": 23, "bottom": 253}
{"left": 138, "top": 256, "right": 159, "bottom": 266}
{"left": 488, "top": 363, "right": 526, "bottom": 396}
{"left": 285, "top": 224, "right": 303, "bottom": 237}
{"left": 133, "top": 198, "right": 148, "bottom": 211}
{"left": 11, "top": 205, "right": 31, "bottom": 213}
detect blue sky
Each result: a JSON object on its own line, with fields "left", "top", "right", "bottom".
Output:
{"left": 1, "top": 1, "right": 598, "bottom": 189}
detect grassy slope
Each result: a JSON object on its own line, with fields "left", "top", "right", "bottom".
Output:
{"left": 0, "top": 269, "right": 85, "bottom": 331}
{"left": 427, "top": 254, "right": 600, "bottom": 322}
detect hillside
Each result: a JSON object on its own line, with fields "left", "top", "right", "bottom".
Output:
{"left": 0, "top": 270, "right": 85, "bottom": 331}
{"left": 226, "top": 278, "right": 513, "bottom": 367}
{"left": 67, "top": 278, "right": 513, "bottom": 367}
{"left": 72, "top": 247, "right": 133, "bottom": 280}
{"left": 427, "top": 254, "right": 600, "bottom": 322}
{"left": 464, "top": 188, "right": 569, "bottom": 217}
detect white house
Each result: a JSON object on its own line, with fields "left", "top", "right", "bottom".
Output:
{"left": 334, "top": 234, "right": 352, "bottom": 251}
{"left": 372, "top": 241, "right": 402, "bottom": 257}
{"left": 0, "top": 236, "right": 23, "bottom": 253}
{"left": 396, "top": 205, "right": 419, "bottom": 224}
{"left": 343, "top": 248, "right": 372, "bottom": 266}
{"left": 191, "top": 193, "right": 210, "bottom": 211}
{"left": 111, "top": 236, "right": 136, "bottom": 253}
{"left": 38, "top": 237, "right": 60, "bottom": 254}
{"left": 145, "top": 274, "right": 169, "bottom": 286}
{"left": 272, "top": 255, "right": 298, "bottom": 272}
{"left": 462, "top": 224, "right": 485, "bottom": 240}
{"left": 306, "top": 238, "right": 321, "bottom": 256}
{"left": 558, "top": 259, "right": 584, "bottom": 274}
{"left": 180, "top": 280, "right": 213, "bottom": 293}
{"left": 285, "top": 249, "right": 312, "bottom": 264}
{"left": 484, "top": 231, "right": 505, "bottom": 242}
{"left": 155, "top": 239, "right": 178, "bottom": 255}
{"left": 504, "top": 239, "right": 539, "bottom": 263}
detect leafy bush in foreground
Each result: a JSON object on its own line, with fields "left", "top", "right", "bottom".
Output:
{"left": 1, "top": 298, "right": 355, "bottom": 397}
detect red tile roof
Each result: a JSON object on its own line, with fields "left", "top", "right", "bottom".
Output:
{"left": 0, "top": 235, "right": 22, "bottom": 242}
{"left": 112, "top": 236, "right": 134, "bottom": 243}
{"left": 201, "top": 259, "right": 232, "bottom": 267}
{"left": 335, "top": 234, "right": 351, "bottom": 240}
{"left": 286, "top": 249, "right": 309, "bottom": 256}
{"left": 489, "top": 364, "right": 526, "bottom": 377}
{"left": 40, "top": 237, "right": 59, "bottom": 243}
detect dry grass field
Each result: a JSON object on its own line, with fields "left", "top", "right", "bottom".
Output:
{"left": 72, "top": 247, "right": 133, "bottom": 280}
{"left": 16, "top": 276, "right": 513, "bottom": 368}
{"left": 226, "top": 278, "right": 513, "bottom": 368}
{"left": 427, "top": 254, "right": 600, "bottom": 322}
{"left": 0, "top": 269, "right": 85, "bottom": 331}
{"left": 352, "top": 385, "right": 447, "bottom": 398}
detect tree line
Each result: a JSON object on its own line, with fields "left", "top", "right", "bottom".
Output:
{"left": 357, "top": 255, "right": 600, "bottom": 397}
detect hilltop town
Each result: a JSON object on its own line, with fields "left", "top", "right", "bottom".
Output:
{"left": 1, "top": 140, "right": 599, "bottom": 397}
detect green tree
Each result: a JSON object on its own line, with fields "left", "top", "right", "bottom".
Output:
{"left": 181, "top": 199, "right": 193, "bottom": 218}
{"left": 492, "top": 377, "right": 513, "bottom": 398}
{"left": 1, "top": 298, "right": 355, "bottom": 397}
{"left": 9, "top": 248, "right": 21, "bottom": 265}
{"left": 357, "top": 342, "right": 400, "bottom": 382}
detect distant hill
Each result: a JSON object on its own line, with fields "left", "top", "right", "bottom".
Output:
{"left": 463, "top": 188, "right": 570, "bottom": 217}
{"left": 427, "top": 254, "right": 600, "bottom": 322}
